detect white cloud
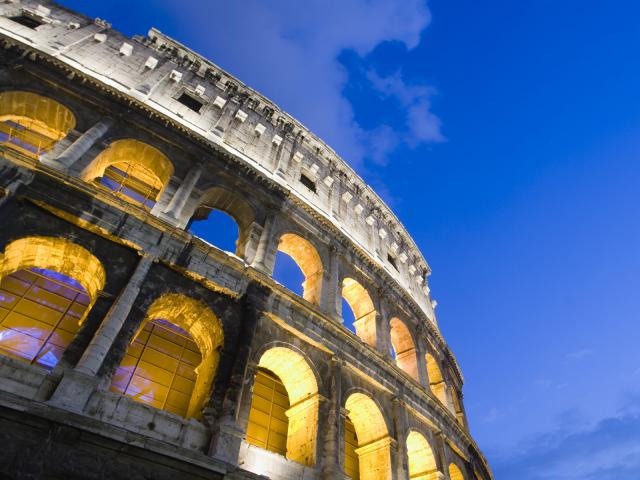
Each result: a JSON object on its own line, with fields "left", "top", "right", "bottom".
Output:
{"left": 159, "top": 0, "right": 438, "bottom": 170}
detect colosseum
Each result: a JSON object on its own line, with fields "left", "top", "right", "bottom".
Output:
{"left": 0, "top": 2, "right": 492, "bottom": 479}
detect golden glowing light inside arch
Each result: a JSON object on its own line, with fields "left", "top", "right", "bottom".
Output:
{"left": 345, "top": 392, "right": 392, "bottom": 480}
{"left": 449, "top": 463, "right": 465, "bottom": 480}
{"left": 0, "top": 91, "right": 75, "bottom": 155}
{"left": 0, "top": 236, "right": 105, "bottom": 318}
{"left": 277, "top": 233, "right": 323, "bottom": 305}
{"left": 342, "top": 278, "right": 377, "bottom": 348}
{"left": 132, "top": 293, "right": 223, "bottom": 418}
{"left": 256, "top": 346, "right": 320, "bottom": 466}
{"left": 81, "top": 139, "right": 173, "bottom": 200}
{"left": 426, "top": 353, "right": 450, "bottom": 408}
{"left": 390, "top": 317, "right": 419, "bottom": 381}
{"left": 406, "top": 431, "right": 438, "bottom": 479}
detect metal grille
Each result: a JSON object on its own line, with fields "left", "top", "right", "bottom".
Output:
{"left": 0, "top": 268, "right": 89, "bottom": 369}
{"left": 111, "top": 319, "right": 202, "bottom": 417}
{"left": 246, "top": 368, "right": 290, "bottom": 456}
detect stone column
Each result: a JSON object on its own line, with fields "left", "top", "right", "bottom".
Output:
{"left": 415, "top": 332, "right": 430, "bottom": 388}
{"left": 321, "top": 358, "right": 343, "bottom": 479}
{"left": 75, "top": 251, "right": 156, "bottom": 376}
{"left": 49, "top": 247, "right": 161, "bottom": 411}
{"left": 162, "top": 162, "right": 203, "bottom": 219}
{"left": 320, "top": 244, "right": 341, "bottom": 321}
{"left": 376, "top": 302, "right": 394, "bottom": 359}
{"left": 53, "top": 117, "right": 113, "bottom": 168}
{"left": 392, "top": 397, "right": 409, "bottom": 480}
{"left": 251, "top": 211, "right": 277, "bottom": 273}
{"left": 209, "top": 283, "right": 265, "bottom": 464}
{"left": 432, "top": 432, "right": 448, "bottom": 476}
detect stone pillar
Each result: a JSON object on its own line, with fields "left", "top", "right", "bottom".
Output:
{"left": 242, "top": 221, "right": 263, "bottom": 265}
{"left": 209, "top": 283, "right": 265, "bottom": 464}
{"left": 162, "top": 162, "right": 203, "bottom": 219}
{"left": 376, "top": 304, "right": 394, "bottom": 359}
{"left": 75, "top": 252, "right": 156, "bottom": 376}
{"left": 321, "top": 245, "right": 341, "bottom": 321}
{"left": 48, "top": 247, "right": 160, "bottom": 412}
{"left": 415, "top": 334, "right": 430, "bottom": 388}
{"left": 391, "top": 397, "right": 406, "bottom": 480}
{"left": 52, "top": 117, "right": 113, "bottom": 168}
{"left": 321, "top": 358, "right": 343, "bottom": 479}
{"left": 251, "top": 211, "right": 277, "bottom": 273}
{"left": 432, "top": 432, "right": 448, "bottom": 476}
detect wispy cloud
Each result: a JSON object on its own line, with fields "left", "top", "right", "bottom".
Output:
{"left": 368, "top": 69, "right": 445, "bottom": 144}
{"left": 161, "top": 0, "right": 438, "bottom": 171}
{"left": 491, "top": 402, "right": 640, "bottom": 480}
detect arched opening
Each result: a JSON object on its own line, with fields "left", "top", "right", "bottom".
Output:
{"left": 189, "top": 187, "right": 255, "bottom": 257}
{"left": 449, "top": 463, "right": 465, "bottom": 480}
{"left": 246, "top": 347, "right": 319, "bottom": 466}
{"left": 0, "top": 236, "right": 105, "bottom": 369}
{"left": 342, "top": 278, "right": 376, "bottom": 348}
{"left": 0, "top": 91, "right": 75, "bottom": 157}
{"left": 426, "top": 353, "right": 451, "bottom": 410}
{"left": 344, "top": 392, "right": 392, "bottom": 480}
{"left": 275, "top": 234, "right": 323, "bottom": 305}
{"left": 390, "top": 318, "right": 419, "bottom": 381}
{"left": 110, "top": 294, "right": 223, "bottom": 419}
{"left": 406, "top": 431, "right": 438, "bottom": 479}
{"left": 82, "top": 139, "right": 173, "bottom": 209}
{"left": 190, "top": 209, "right": 239, "bottom": 253}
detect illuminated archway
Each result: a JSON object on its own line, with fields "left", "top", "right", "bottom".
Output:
{"left": 81, "top": 139, "right": 174, "bottom": 208}
{"left": 342, "top": 278, "right": 377, "bottom": 348}
{"left": 0, "top": 91, "right": 75, "bottom": 157}
{"left": 390, "top": 317, "right": 419, "bottom": 380}
{"left": 110, "top": 293, "right": 223, "bottom": 418}
{"left": 190, "top": 187, "right": 255, "bottom": 257}
{"left": 344, "top": 392, "right": 392, "bottom": 480}
{"left": 0, "top": 236, "right": 105, "bottom": 368}
{"left": 276, "top": 233, "right": 323, "bottom": 305}
{"left": 426, "top": 353, "right": 452, "bottom": 410}
{"left": 406, "top": 431, "right": 438, "bottom": 479}
{"left": 449, "top": 463, "right": 465, "bottom": 480}
{"left": 246, "top": 346, "right": 319, "bottom": 466}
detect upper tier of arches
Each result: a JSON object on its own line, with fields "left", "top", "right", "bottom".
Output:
{"left": 0, "top": 83, "right": 463, "bottom": 422}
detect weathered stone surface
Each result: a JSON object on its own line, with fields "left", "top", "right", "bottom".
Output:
{"left": 0, "top": 2, "right": 491, "bottom": 479}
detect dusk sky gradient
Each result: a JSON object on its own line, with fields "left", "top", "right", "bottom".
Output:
{"left": 61, "top": 1, "right": 640, "bottom": 478}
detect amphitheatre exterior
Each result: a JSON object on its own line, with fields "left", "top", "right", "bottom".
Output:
{"left": 0, "top": 2, "right": 492, "bottom": 479}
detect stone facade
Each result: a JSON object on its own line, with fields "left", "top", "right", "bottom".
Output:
{"left": 0, "top": 2, "right": 492, "bottom": 479}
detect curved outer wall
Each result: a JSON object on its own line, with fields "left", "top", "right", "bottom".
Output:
{"left": 0, "top": 2, "right": 492, "bottom": 480}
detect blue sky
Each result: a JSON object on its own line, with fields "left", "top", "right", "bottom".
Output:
{"left": 63, "top": 1, "right": 640, "bottom": 478}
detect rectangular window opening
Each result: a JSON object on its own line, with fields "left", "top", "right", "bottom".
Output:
{"left": 300, "top": 174, "right": 317, "bottom": 193}
{"left": 9, "top": 15, "right": 43, "bottom": 29}
{"left": 387, "top": 253, "right": 398, "bottom": 271}
{"left": 177, "top": 92, "right": 203, "bottom": 113}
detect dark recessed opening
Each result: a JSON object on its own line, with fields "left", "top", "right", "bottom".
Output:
{"left": 177, "top": 92, "right": 203, "bottom": 113}
{"left": 387, "top": 253, "right": 398, "bottom": 270}
{"left": 10, "top": 15, "right": 43, "bottom": 29}
{"left": 300, "top": 174, "right": 316, "bottom": 193}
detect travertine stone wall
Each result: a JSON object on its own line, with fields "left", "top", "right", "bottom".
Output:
{"left": 0, "top": 2, "right": 491, "bottom": 480}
